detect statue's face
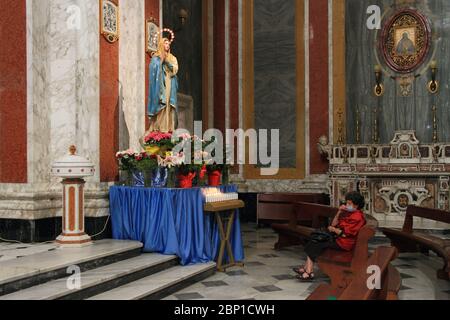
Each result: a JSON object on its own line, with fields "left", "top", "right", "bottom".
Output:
{"left": 164, "top": 40, "right": 170, "bottom": 52}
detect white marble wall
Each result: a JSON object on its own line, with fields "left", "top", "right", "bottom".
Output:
{"left": 0, "top": 0, "right": 106, "bottom": 220}
{"left": 119, "top": 0, "right": 146, "bottom": 152}
{"left": 27, "top": 0, "right": 100, "bottom": 189}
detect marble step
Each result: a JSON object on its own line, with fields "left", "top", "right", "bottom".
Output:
{"left": 88, "top": 262, "right": 216, "bottom": 300}
{"left": 0, "top": 240, "right": 143, "bottom": 296}
{"left": 0, "top": 254, "right": 178, "bottom": 300}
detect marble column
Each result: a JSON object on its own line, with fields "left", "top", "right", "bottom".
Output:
{"left": 0, "top": 0, "right": 107, "bottom": 230}
{"left": 119, "top": 0, "right": 146, "bottom": 152}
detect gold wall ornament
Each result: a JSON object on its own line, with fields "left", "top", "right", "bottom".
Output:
{"left": 374, "top": 65, "right": 385, "bottom": 97}
{"left": 432, "top": 105, "right": 438, "bottom": 143}
{"left": 372, "top": 108, "right": 380, "bottom": 144}
{"left": 355, "top": 106, "right": 361, "bottom": 144}
{"left": 398, "top": 76, "right": 414, "bottom": 97}
{"left": 337, "top": 110, "right": 345, "bottom": 145}
{"left": 428, "top": 60, "right": 439, "bottom": 94}
{"left": 380, "top": 8, "right": 432, "bottom": 74}
{"left": 101, "top": 0, "right": 119, "bottom": 44}
{"left": 146, "top": 18, "right": 159, "bottom": 56}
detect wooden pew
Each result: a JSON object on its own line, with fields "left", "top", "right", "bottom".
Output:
{"left": 307, "top": 246, "right": 400, "bottom": 300}
{"left": 381, "top": 205, "right": 450, "bottom": 280}
{"left": 317, "top": 215, "right": 378, "bottom": 289}
{"left": 272, "top": 202, "right": 379, "bottom": 288}
{"left": 257, "top": 193, "right": 329, "bottom": 225}
{"left": 271, "top": 202, "right": 338, "bottom": 249}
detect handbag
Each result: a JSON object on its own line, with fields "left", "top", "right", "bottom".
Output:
{"left": 309, "top": 230, "right": 335, "bottom": 243}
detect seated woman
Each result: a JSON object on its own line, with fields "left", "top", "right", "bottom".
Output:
{"left": 293, "top": 191, "right": 366, "bottom": 281}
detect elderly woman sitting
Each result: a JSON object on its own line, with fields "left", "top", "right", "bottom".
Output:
{"left": 293, "top": 192, "right": 367, "bottom": 281}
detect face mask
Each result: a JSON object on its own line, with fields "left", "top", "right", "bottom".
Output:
{"left": 345, "top": 205, "right": 356, "bottom": 213}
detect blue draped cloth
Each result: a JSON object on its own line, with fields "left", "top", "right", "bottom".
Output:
{"left": 109, "top": 185, "right": 245, "bottom": 266}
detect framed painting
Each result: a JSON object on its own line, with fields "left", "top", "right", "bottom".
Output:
{"left": 380, "top": 9, "right": 431, "bottom": 73}
{"left": 146, "top": 18, "right": 159, "bottom": 55}
{"left": 101, "top": 0, "right": 119, "bottom": 43}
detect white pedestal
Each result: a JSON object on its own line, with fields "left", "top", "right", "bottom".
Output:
{"left": 56, "top": 178, "right": 92, "bottom": 247}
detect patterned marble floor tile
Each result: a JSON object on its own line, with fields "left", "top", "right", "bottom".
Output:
{"left": 253, "top": 285, "right": 283, "bottom": 293}
{"left": 175, "top": 292, "right": 204, "bottom": 300}
{"left": 226, "top": 270, "right": 248, "bottom": 276}
{"left": 272, "top": 274, "right": 296, "bottom": 281}
{"left": 201, "top": 280, "right": 229, "bottom": 288}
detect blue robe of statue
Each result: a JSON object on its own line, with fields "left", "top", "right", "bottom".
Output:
{"left": 147, "top": 56, "right": 179, "bottom": 117}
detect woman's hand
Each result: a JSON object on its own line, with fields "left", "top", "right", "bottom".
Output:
{"left": 328, "top": 226, "right": 343, "bottom": 236}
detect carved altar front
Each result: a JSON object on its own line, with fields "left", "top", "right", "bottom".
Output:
{"left": 319, "top": 131, "right": 450, "bottom": 228}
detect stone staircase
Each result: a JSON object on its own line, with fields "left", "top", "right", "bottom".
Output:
{"left": 0, "top": 240, "right": 215, "bottom": 300}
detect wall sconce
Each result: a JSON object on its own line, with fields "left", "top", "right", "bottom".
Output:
{"left": 374, "top": 65, "right": 384, "bottom": 97}
{"left": 174, "top": 8, "right": 189, "bottom": 32}
{"left": 179, "top": 8, "right": 188, "bottom": 26}
{"left": 428, "top": 60, "right": 439, "bottom": 94}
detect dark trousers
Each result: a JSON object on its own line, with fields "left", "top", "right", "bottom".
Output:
{"left": 304, "top": 238, "right": 342, "bottom": 262}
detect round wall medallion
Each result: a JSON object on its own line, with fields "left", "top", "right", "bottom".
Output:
{"left": 380, "top": 8, "right": 431, "bottom": 74}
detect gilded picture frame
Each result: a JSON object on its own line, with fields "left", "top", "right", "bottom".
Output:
{"left": 101, "top": 0, "right": 120, "bottom": 43}
{"left": 380, "top": 9, "right": 431, "bottom": 73}
{"left": 146, "top": 18, "right": 159, "bottom": 55}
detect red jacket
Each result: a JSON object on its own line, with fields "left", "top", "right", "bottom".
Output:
{"left": 335, "top": 210, "right": 366, "bottom": 251}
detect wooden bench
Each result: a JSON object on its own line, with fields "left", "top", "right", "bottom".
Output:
{"left": 272, "top": 202, "right": 378, "bottom": 288}
{"left": 381, "top": 205, "right": 450, "bottom": 280}
{"left": 257, "top": 193, "right": 329, "bottom": 225}
{"left": 307, "top": 246, "right": 401, "bottom": 300}
{"left": 271, "top": 202, "right": 338, "bottom": 249}
{"left": 272, "top": 202, "right": 379, "bottom": 288}
{"left": 317, "top": 215, "right": 379, "bottom": 289}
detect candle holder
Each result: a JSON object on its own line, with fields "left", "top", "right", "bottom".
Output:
{"left": 428, "top": 60, "right": 439, "bottom": 94}
{"left": 374, "top": 65, "right": 385, "bottom": 97}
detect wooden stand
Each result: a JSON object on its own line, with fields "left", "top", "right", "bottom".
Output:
{"left": 204, "top": 200, "right": 245, "bottom": 272}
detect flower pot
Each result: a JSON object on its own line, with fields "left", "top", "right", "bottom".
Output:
{"left": 132, "top": 171, "right": 145, "bottom": 187}
{"left": 151, "top": 167, "right": 168, "bottom": 188}
{"left": 177, "top": 172, "right": 197, "bottom": 189}
{"left": 208, "top": 170, "right": 222, "bottom": 187}
{"left": 145, "top": 145, "right": 160, "bottom": 156}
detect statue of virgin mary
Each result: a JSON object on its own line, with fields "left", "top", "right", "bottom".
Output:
{"left": 146, "top": 32, "right": 179, "bottom": 133}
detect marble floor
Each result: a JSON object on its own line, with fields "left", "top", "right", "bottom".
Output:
{"left": 1, "top": 225, "right": 449, "bottom": 300}
{"left": 164, "top": 223, "right": 450, "bottom": 300}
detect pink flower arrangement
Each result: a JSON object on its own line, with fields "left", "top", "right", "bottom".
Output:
{"left": 144, "top": 131, "right": 173, "bottom": 144}
{"left": 116, "top": 149, "right": 136, "bottom": 159}
{"left": 157, "top": 152, "right": 185, "bottom": 168}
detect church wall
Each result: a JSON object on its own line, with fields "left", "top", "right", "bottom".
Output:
{"left": 238, "top": 0, "right": 329, "bottom": 193}
{"left": 345, "top": 0, "right": 450, "bottom": 144}
{"left": 145, "top": 0, "right": 160, "bottom": 130}
{"left": 163, "top": 0, "right": 203, "bottom": 122}
{"left": 308, "top": 0, "right": 330, "bottom": 174}
{"left": 100, "top": 0, "right": 120, "bottom": 182}
{"left": 0, "top": 0, "right": 110, "bottom": 242}
{"left": 0, "top": 0, "right": 27, "bottom": 183}
{"left": 213, "top": 0, "right": 226, "bottom": 133}
{"left": 118, "top": 0, "right": 146, "bottom": 152}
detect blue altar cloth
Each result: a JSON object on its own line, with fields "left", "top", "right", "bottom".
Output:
{"left": 109, "top": 185, "right": 245, "bottom": 266}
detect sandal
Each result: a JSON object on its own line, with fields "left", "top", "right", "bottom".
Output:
{"left": 296, "top": 271, "right": 315, "bottom": 282}
{"left": 292, "top": 266, "right": 306, "bottom": 275}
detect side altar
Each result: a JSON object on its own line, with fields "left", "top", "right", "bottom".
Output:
{"left": 318, "top": 131, "right": 450, "bottom": 229}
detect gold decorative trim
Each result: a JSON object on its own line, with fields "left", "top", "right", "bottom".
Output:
{"left": 100, "top": 0, "right": 120, "bottom": 44}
